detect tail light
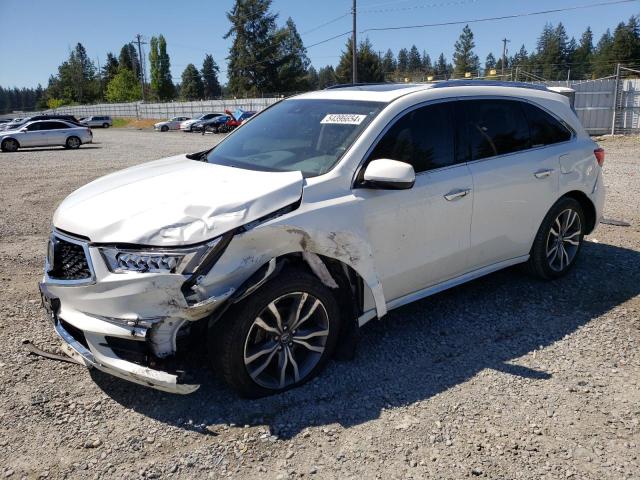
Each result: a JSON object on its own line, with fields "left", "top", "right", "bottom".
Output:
{"left": 594, "top": 147, "right": 605, "bottom": 166}
{"left": 86, "top": 128, "right": 93, "bottom": 135}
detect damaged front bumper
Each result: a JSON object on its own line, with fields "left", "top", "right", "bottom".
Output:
{"left": 39, "top": 282, "right": 200, "bottom": 394}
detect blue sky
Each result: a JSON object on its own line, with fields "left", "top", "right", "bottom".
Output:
{"left": 1, "top": 0, "right": 638, "bottom": 88}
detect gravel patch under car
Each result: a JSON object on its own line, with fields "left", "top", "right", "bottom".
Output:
{"left": 0, "top": 129, "right": 638, "bottom": 479}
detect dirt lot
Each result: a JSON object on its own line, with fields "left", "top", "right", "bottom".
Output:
{"left": 0, "top": 130, "right": 638, "bottom": 480}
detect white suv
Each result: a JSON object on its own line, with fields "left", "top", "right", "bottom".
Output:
{"left": 39, "top": 82, "right": 605, "bottom": 397}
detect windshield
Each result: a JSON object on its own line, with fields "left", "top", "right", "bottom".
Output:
{"left": 206, "top": 99, "right": 385, "bottom": 177}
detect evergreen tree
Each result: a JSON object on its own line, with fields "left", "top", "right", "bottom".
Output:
{"left": 335, "top": 38, "right": 384, "bottom": 84}
{"left": 484, "top": 53, "right": 497, "bottom": 74}
{"left": 201, "top": 54, "right": 222, "bottom": 99}
{"left": 408, "top": 45, "right": 422, "bottom": 72}
{"left": 180, "top": 64, "right": 203, "bottom": 100}
{"left": 434, "top": 53, "right": 449, "bottom": 78}
{"left": 381, "top": 49, "right": 396, "bottom": 74}
{"left": 225, "top": 0, "right": 280, "bottom": 95}
{"left": 611, "top": 16, "right": 640, "bottom": 65}
{"left": 277, "top": 17, "right": 310, "bottom": 91}
{"left": 102, "top": 53, "right": 119, "bottom": 84}
{"left": 397, "top": 48, "right": 409, "bottom": 73}
{"left": 592, "top": 29, "right": 614, "bottom": 77}
{"left": 453, "top": 25, "right": 480, "bottom": 76}
{"left": 119, "top": 43, "right": 140, "bottom": 78}
{"left": 572, "top": 28, "right": 594, "bottom": 79}
{"left": 421, "top": 51, "right": 433, "bottom": 74}
{"left": 149, "top": 36, "right": 160, "bottom": 99}
{"left": 317, "top": 65, "right": 336, "bottom": 89}
{"left": 156, "top": 35, "right": 174, "bottom": 100}
{"left": 306, "top": 66, "right": 319, "bottom": 90}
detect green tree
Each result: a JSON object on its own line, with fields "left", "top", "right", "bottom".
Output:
{"left": 408, "top": 45, "right": 422, "bottom": 72}
{"left": 180, "top": 64, "right": 203, "bottom": 100}
{"left": 225, "top": 0, "right": 280, "bottom": 95}
{"left": 119, "top": 43, "right": 140, "bottom": 78}
{"left": 277, "top": 17, "right": 310, "bottom": 91}
{"left": 484, "top": 53, "right": 497, "bottom": 74}
{"left": 201, "top": 54, "right": 222, "bottom": 99}
{"left": 434, "top": 53, "right": 449, "bottom": 78}
{"left": 317, "top": 65, "right": 336, "bottom": 89}
{"left": 592, "top": 29, "right": 614, "bottom": 77}
{"left": 421, "top": 51, "right": 433, "bottom": 75}
{"left": 397, "top": 48, "right": 409, "bottom": 72}
{"left": 453, "top": 25, "right": 480, "bottom": 76}
{"left": 105, "top": 68, "right": 141, "bottom": 102}
{"left": 572, "top": 28, "right": 594, "bottom": 79}
{"left": 306, "top": 66, "right": 319, "bottom": 90}
{"left": 381, "top": 49, "right": 396, "bottom": 74}
{"left": 44, "top": 43, "right": 98, "bottom": 104}
{"left": 149, "top": 35, "right": 175, "bottom": 100}
{"left": 335, "top": 38, "right": 384, "bottom": 84}
{"left": 102, "top": 53, "right": 119, "bottom": 84}
{"left": 611, "top": 16, "right": 640, "bottom": 66}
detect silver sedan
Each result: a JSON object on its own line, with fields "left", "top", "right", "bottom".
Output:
{"left": 0, "top": 120, "right": 93, "bottom": 152}
{"left": 154, "top": 116, "right": 191, "bottom": 132}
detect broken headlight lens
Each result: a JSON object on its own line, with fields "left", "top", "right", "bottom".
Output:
{"left": 99, "top": 237, "right": 221, "bottom": 275}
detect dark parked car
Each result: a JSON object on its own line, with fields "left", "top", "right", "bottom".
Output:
{"left": 0, "top": 114, "right": 81, "bottom": 131}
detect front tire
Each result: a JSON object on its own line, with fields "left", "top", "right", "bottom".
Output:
{"left": 1, "top": 138, "right": 19, "bottom": 152}
{"left": 65, "top": 136, "right": 81, "bottom": 149}
{"left": 527, "top": 197, "right": 585, "bottom": 280}
{"left": 209, "top": 269, "right": 341, "bottom": 398}
{"left": 160, "top": 125, "right": 169, "bottom": 132}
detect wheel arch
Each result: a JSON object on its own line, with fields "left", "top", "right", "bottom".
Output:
{"left": 560, "top": 190, "right": 597, "bottom": 234}
{"left": 1, "top": 137, "right": 20, "bottom": 147}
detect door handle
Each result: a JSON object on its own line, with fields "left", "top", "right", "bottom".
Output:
{"left": 444, "top": 188, "right": 470, "bottom": 201}
{"left": 534, "top": 168, "right": 554, "bottom": 179}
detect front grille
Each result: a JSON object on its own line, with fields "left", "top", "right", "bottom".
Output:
{"left": 48, "top": 236, "right": 92, "bottom": 280}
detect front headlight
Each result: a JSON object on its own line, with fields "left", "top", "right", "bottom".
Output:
{"left": 99, "top": 237, "right": 221, "bottom": 275}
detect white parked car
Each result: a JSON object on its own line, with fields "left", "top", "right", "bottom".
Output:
{"left": 80, "top": 116, "right": 112, "bottom": 128}
{"left": 39, "top": 81, "right": 605, "bottom": 397}
{"left": 1, "top": 120, "right": 92, "bottom": 152}
{"left": 154, "top": 116, "right": 191, "bottom": 132}
{"left": 180, "top": 113, "right": 224, "bottom": 132}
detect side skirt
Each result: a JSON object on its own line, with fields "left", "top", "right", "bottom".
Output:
{"left": 357, "top": 255, "right": 529, "bottom": 327}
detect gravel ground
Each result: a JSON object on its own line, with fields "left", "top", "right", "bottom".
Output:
{"left": 0, "top": 129, "right": 638, "bottom": 480}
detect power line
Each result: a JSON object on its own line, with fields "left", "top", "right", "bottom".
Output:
{"left": 360, "top": 0, "right": 640, "bottom": 33}
{"left": 302, "top": 12, "right": 351, "bottom": 35}
{"left": 360, "top": 0, "right": 480, "bottom": 15}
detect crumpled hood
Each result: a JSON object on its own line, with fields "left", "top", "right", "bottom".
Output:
{"left": 53, "top": 155, "right": 303, "bottom": 245}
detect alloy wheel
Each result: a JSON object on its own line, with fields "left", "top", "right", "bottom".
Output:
{"left": 546, "top": 208, "right": 582, "bottom": 272}
{"left": 243, "top": 292, "right": 330, "bottom": 390}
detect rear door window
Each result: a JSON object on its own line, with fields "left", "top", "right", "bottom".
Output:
{"left": 368, "top": 102, "right": 456, "bottom": 173}
{"left": 457, "top": 99, "right": 530, "bottom": 161}
{"left": 520, "top": 102, "right": 572, "bottom": 146}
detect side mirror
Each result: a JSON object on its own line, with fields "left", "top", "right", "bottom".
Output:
{"left": 360, "top": 159, "right": 415, "bottom": 190}
{"left": 20, "top": 127, "right": 28, "bottom": 132}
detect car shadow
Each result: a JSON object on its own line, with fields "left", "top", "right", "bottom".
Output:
{"left": 92, "top": 240, "right": 640, "bottom": 439}
{"left": 9, "top": 146, "right": 102, "bottom": 152}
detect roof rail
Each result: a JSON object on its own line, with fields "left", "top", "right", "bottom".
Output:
{"left": 431, "top": 80, "right": 549, "bottom": 91}
{"left": 324, "top": 82, "right": 393, "bottom": 90}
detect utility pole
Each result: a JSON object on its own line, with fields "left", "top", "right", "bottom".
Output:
{"left": 96, "top": 56, "right": 103, "bottom": 101}
{"left": 501, "top": 38, "right": 510, "bottom": 78}
{"left": 133, "top": 34, "right": 147, "bottom": 102}
{"left": 611, "top": 63, "right": 621, "bottom": 135}
{"left": 352, "top": 0, "right": 357, "bottom": 84}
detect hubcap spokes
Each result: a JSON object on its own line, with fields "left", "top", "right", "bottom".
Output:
{"left": 546, "top": 208, "right": 582, "bottom": 272}
{"left": 243, "top": 292, "right": 329, "bottom": 389}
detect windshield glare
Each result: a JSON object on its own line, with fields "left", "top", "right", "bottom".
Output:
{"left": 206, "top": 99, "right": 385, "bottom": 177}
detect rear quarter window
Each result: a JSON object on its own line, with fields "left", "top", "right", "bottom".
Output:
{"left": 521, "top": 102, "right": 572, "bottom": 146}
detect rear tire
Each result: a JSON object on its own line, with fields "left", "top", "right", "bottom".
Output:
{"left": 102, "top": 123, "right": 109, "bottom": 128}
{"left": 1, "top": 138, "right": 18, "bottom": 152}
{"left": 209, "top": 269, "right": 341, "bottom": 398}
{"left": 526, "top": 197, "right": 585, "bottom": 280}
{"left": 65, "top": 136, "right": 81, "bottom": 149}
